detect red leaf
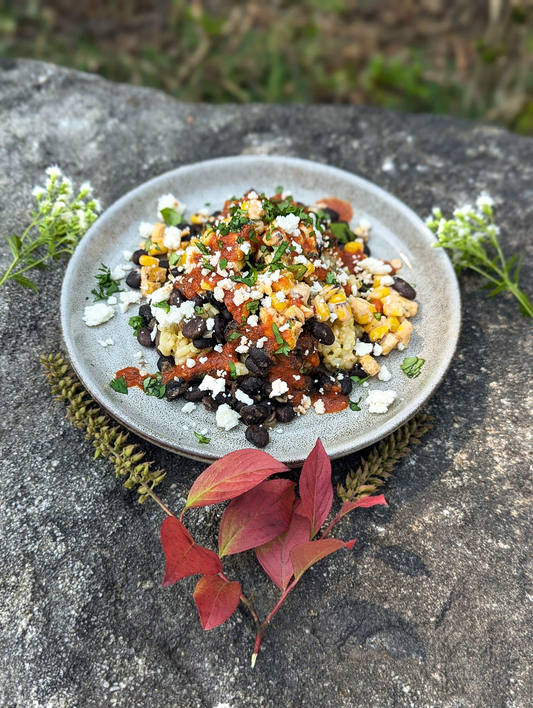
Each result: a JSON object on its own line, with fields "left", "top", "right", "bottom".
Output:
{"left": 160, "top": 516, "right": 222, "bottom": 586}
{"left": 255, "top": 511, "right": 311, "bottom": 590}
{"left": 298, "top": 438, "right": 333, "bottom": 538}
{"left": 185, "top": 449, "right": 289, "bottom": 509}
{"left": 290, "top": 538, "right": 354, "bottom": 579}
{"left": 218, "top": 479, "right": 295, "bottom": 557}
{"left": 338, "top": 494, "right": 388, "bottom": 520}
{"left": 193, "top": 575, "right": 241, "bottom": 631}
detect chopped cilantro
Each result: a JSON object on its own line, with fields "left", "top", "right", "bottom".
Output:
{"left": 275, "top": 185, "right": 283, "bottom": 194}
{"left": 202, "top": 259, "right": 215, "bottom": 271}
{"left": 160, "top": 207, "right": 181, "bottom": 227}
{"left": 236, "top": 235, "right": 245, "bottom": 244}
{"left": 143, "top": 373, "right": 166, "bottom": 398}
{"left": 350, "top": 375, "right": 370, "bottom": 386}
{"left": 196, "top": 240, "right": 209, "bottom": 256}
{"left": 128, "top": 315, "right": 145, "bottom": 336}
{"left": 272, "top": 323, "right": 290, "bottom": 356}
{"left": 228, "top": 361, "right": 237, "bottom": 379}
{"left": 110, "top": 376, "right": 128, "bottom": 395}
{"left": 230, "top": 271, "right": 257, "bottom": 287}
{"left": 91, "top": 264, "right": 123, "bottom": 302}
{"left": 400, "top": 356, "right": 425, "bottom": 379}
{"left": 329, "top": 222, "right": 354, "bottom": 244}
{"left": 194, "top": 431, "right": 211, "bottom": 444}
{"left": 227, "top": 331, "right": 241, "bottom": 342}
{"left": 152, "top": 300, "right": 170, "bottom": 314}
{"left": 349, "top": 398, "right": 362, "bottom": 411}
{"left": 245, "top": 300, "right": 259, "bottom": 315}
{"left": 287, "top": 263, "right": 307, "bottom": 280}
{"left": 326, "top": 272, "right": 337, "bottom": 285}
{"left": 219, "top": 257, "right": 228, "bottom": 270}
{"left": 194, "top": 305, "right": 205, "bottom": 315}
{"left": 169, "top": 252, "right": 181, "bottom": 266}
{"left": 269, "top": 240, "right": 290, "bottom": 270}
{"left": 374, "top": 312, "right": 382, "bottom": 320}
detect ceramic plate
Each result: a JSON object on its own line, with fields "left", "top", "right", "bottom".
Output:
{"left": 61, "top": 156, "right": 461, "bottom": 465}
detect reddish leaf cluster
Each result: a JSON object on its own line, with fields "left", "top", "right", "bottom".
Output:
{"left": 159, "top": 439, "right": 388, "bottom": 661}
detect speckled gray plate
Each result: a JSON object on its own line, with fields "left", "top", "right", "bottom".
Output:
{"left": 61, "top": 156, "right": 461, "bottom": 466}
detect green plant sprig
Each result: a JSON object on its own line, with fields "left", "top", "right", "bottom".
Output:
{"left": 1, "top": 167, "right": 101, "bottom": 292}
{"left": 426, "top": 196, "right": 532, "bottom": 318}
{"left": 40, "top": 353, "right": 165, "bottom": 503}
{"left": 338, "top": 412, "right": 433, "bottom": 502}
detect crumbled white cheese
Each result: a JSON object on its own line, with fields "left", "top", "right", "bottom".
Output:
{"left": 293, "top": 375, "right": 301, "bottom": 381}
{"left": 216, "top": 403, "right": 240, "bottom": 431}
{"left": 186, "top": 358, "right": 196, "bottom": 368}
{"left": 380, "top": 275, "right": 394, "bottom": 287}
{"left": 247, "top": 190, "right": 259, "bottom": 200}
{"left": 139, "top": 222, "right": 154, "bottom": 239}
{"left": 181, "top": 402, "right": 196, "bottom": 413}
{"left": 293, "top": 254, "right": 309, "bottom": 265}
{"left": 255, "top": 336, "right": 268, "bottom": 349}
{"left": 295, "top": 394, "right": 312, "bottom": 415}
{"left": 397, "top": 342, "right": 406, "bottom": 351}
{"left": 358, "top": 257, "right": 392, "bottom": 275}
{"left": 261, "top": 295, "right": 272, "bottom": 308}
{"left": 241, "top": 242, "right": 251, "bottom": 255}
{"left": 199, "top": 375, "right": 227, "bottom": 398}
{"left": 150, "top": 326, "right": 157, "bottom": 341}
{"left": 134, "top": 351, "right": 143, "bottom": 360}
{"left": 214, "top": 344, "right": 223, "bottom": 353}
{"left": 149, "top": 282, "right": 173, "bottom": 304}
{"left": 275, "top": 214, "right": 300, "bottom": 235}
{"left": 247, "top": 314, "right": 259, "bottom": 327}
{"left": 366, "top": 389, "right": 397, "bottom": 414}
{"left": 157, "top": 193, "right": 185, "bottom": 218}
{"left": 359, "top": 218, "right": 372, "bottom": 231}
{"left": 107, "top": 295, "right": 118, "bottom": 305}
{"left": 270, "top": 379, "right": 289, "bottom": 398}
{"left": 309, "top": 282, "right": 323, "bottom": 297}
{"left": 163, "top": 226, "right": 182, "bottom": 250}
{"left": 152, "top": 299, "right": 195, "bottom": 327}
{"left": 373, "top": 343, "right": 383, "bottom": 357}
{"left": 83, "top": 303, "right": 115, "bottom": 327}
{"left": 313, "top": 399, "right": 325, "bottom": 415}
{"left": 98, "top": 338, "right": 115, "bottom": 347}
{"left": 119, "top": 290, "right": 142, "bottom": 313}
{"left": 378, "top": 364, "right": 392, "bottom": 382}
{"left": 199, "top": 356, "right": 208, "bottom": 364}
{"left": 214, "top": 287, "right": 225, "bottom": 302}
{"left": 123, "top": 250, "right": 133, "bottom": 261}
{"left": 205, "top": 317, "right": 215, "bottom": 331}
{"left": 276, "top": 291, "right": 286, "bottom": 302}
{"left": 111, "top": 265, "right": 127, "bottom": 281}
{"left": 235, "top": 389, "right": 254, "bottom": 406}
{"left": 355, "top": 340, "right": 374, "bottom": 356}
{"left": 235, "top": 343, "right": 250, "bottom": 354}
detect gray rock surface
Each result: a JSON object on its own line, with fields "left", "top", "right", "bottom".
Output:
{"left": 0, "top": 59, "right": 532, "bottom": 708}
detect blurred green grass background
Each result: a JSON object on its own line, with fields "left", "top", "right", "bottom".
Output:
{"left": 1, "top": 0, "right": 533, "bottom": 133}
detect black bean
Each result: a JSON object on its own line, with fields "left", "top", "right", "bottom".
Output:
{"left": 214, "top": 391, "right": 232, "bottom": 404}
{"left": 275, "top": 404, "right": 295, "bottom": 423}
{"left": 340, "top": 377, "right": 353, "bottom": 396}
{"left": 165, "top": 377, "right": 187, "bottom": 401}
{"left": 360, "top": 331, "right": 371, "bottom": 344}
{"left": 350, "top": 363, "right": 367, "bottom": 379}
{"left": 169, "top": 288, "right": 186, "bottom": 307}
{"left": 138, "top": 304, "right": 152, "bottom": 321}
{"left": 224, "top": 321, "right": 240, "bottom": 340}
{"left": 193, "top": 294, "right": 205, "bottom": 308}
{"left": 240, "top": 404, "right": 269, "bottom": 425}
{"left": 232, "top": 400, "right": 246, "bottom": 413}
{"left": 314, "top": 370, "right": 335, "bottom": 391}
{"left": 392, "top": 277, "right": 416, "bottom": 300}
{"left": 214, "top": 313, "right": 227, "bottom": 342}
{"left": 188, "top": 223, "right": 203, "bottom": 236}
{"left": 245, "top": 356, "right": 268, "bottom": 377}
{"left": 246, "top": 425, "right": 270, "bottom": 448}
{"left": 182, "top": 317, "right": 207, "bottom": 340}
{"left": 202, "top": 396, "right": 219, "bottom": 412}
{"left": 192, "top": 337, "right": 213, "bottom": 349}
{"left": 126, "top": 269, "right": 141, "bottom": 289}
{"left": 221, "top": 307, "right": 233, "bottom": 321}
{"left": 147, "top": 317, "right": 157, "bottom": 332}
{"left": 132, "top": 249, "right": 146, "bottom": 265}
{"left": 210, "top": 210, "right": 222, "bottom": 218}
{"left": 170, "top": 267, "right": 181, "bottom": 277}
{"left": 239, "top": 377, "right": 264, "bottom": 396}
{"left": 248, "top": 347, "right": 274, "bottom": 370}
{"left": 323, "top": 207, "right": 339, "bottom": 222}
{"left": 157, "top": 355, "right": 174, "bottom": 372}
{"left": 183, "top": 386, "right": 205, "bottom": 402}
{"left": 137, "top": 327, "right": 154, "bottom": 348}
{"left": 363, "top": 242, "right": 371, "bottom": 256}
{"left": 311, "top": 321, "right": 335, "bottom": 345}
{"left": 202, "top": 291, "right": 219, "bottom": 308}
{"left": 158, "top": 258, "right": 169, "bottom": 271}
{"left": 155, "top": 330, "right": 163, "bottom": 355}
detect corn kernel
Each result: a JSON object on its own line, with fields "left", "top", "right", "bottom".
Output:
{"left": 369, "top": 324, "right": 390, "bottom": 342}
{"left": 148, "top": 244, "right": 168, "bottom": 256}
{"left": 329, "top": 292, "right": 346, "bottom": 304}
{"left": 200, "top": 280, "right": 214, "bottom": 291}
{"left": 344, "top": 241, "right": 364, "bottom": 254}
{"left": 372, "top": 286, "right": 390, "bottom": 300}
{"left": 272, "top": 295, "right": 288, "bottom": 312}
{"left": 191, "top": 213, "right": 207, "bottom": 225}
{"left": 313, "top": 298, "right": 330, "bottom": 322}
{"left": 151, "top": 223, "right": 165, "bottom": 243}
{"left": 373, "top": 276, "right": 381, "bottom": 288}
{"left": 139, "top": 255, "right": 159, "bottom": 267}
{"left": 387, "top": 316, "right": 400, "bottom": 332}
{"left": 335, "top": 306, "right": 351, "bottom": 322}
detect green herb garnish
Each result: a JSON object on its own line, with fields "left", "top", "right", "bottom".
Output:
{"left": 275, "top": 185, "right": 283, "bottom": 194}
{"left": 110, "top": 376, "right": 128, "bottom": 395}
{"left": 169, "top": 252, "right": 181, "bottom": 266}
{"left": 228, "top": 361, "right": 237, "bottom": 379}
{"left": 91, "top": 264, "right": 123, "bottom": 301}
{"left": 152, "top": 300, "right": 170, "bottom": 314}
{"left": 374, "top": 312, "right": 382, "bottom": 320}
{"left": 194, "top": 432, "right": 211, "bottom": 444}
{"left": 350, "top": 375, "right": 370, "bottom": 386}
{"left": 227, "top": 331, "right": 241, "bottom": 342}
{"left": 326, "top": 272, "right": 337, "bottom": 285}
{"left": 196, "top": 240, "right": 209, "bottom": 256}
{"left": 128, "top": 315, "right": 145, "bottom": 336}
{"left": 269, "top": 240, "right": 290, "bottom": 271}
{"left": 329, "top": 222, "right": 354, "bottom": 245}
{"left": 400, "top": 356, "right": 425, "bottom": 379}
{"left": 272, "top": 323, "right": 290, "bottom": 356}
{"left": 349, "top": 398, "right": 361, "bottom": 411}
{"left": 287, "top": 263, "right": 307, "bottom": 280}
{"left": 143, "top": 373, "right": 166, "bottom": 398}
{"left": 194, "top": 305, "right": 205, "bottom": 315}
{"left": 245, "top": 300, "right": 259, "bottom": 315}
{"left": 160, "top": 207, "right": 182, "bottom": 227}
{"left": 219, "top": 257, "right": 228, "bottom": 270}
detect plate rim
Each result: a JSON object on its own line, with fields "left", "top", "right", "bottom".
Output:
{"left": 61, "top": 154, "right": 461, "bottom": 465}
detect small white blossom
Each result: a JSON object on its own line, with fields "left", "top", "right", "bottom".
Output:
{"left": 45, "top": 165, "right": 62, "bottom": 178}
